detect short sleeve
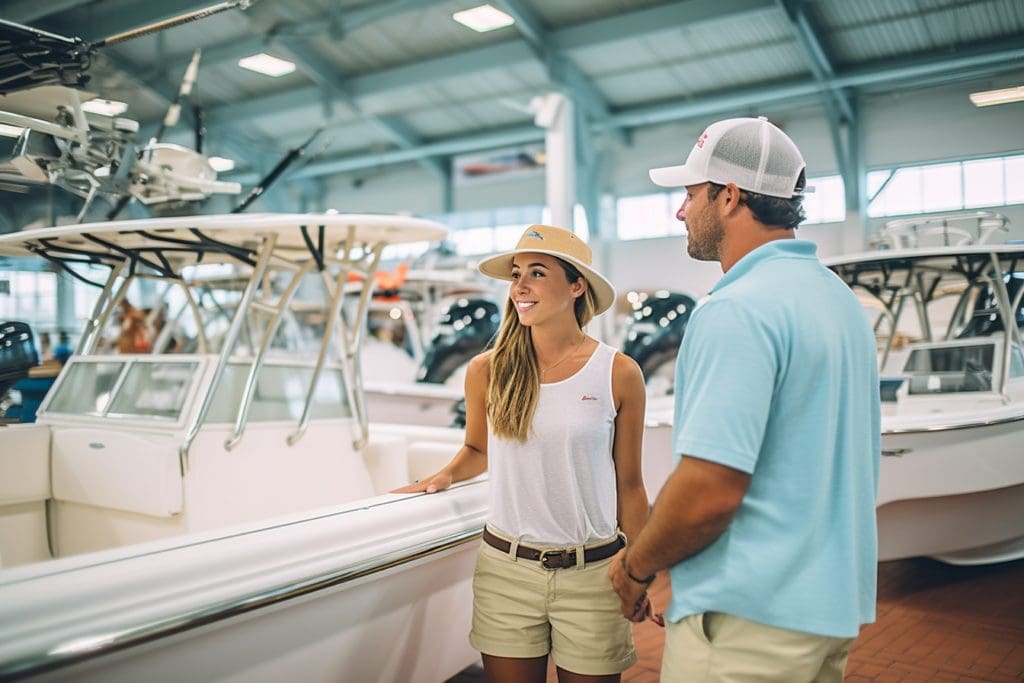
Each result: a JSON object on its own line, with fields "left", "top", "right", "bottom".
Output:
{"left": 672, "top": 298, "right": 778, "bottom": 473}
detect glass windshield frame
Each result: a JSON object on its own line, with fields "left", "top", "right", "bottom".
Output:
{"left": 40, "top": 356, "right": 205, "bottom": 426}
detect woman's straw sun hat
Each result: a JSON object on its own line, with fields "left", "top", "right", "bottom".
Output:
{"left": 477, "top": 224, "right": 616, "bottom": 316}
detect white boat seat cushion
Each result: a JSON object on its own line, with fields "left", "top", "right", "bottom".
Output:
{"left": 0, "top": 424, "right": 50, "bottom": 504}
{"left": 51, "top": 429, "right": 182, "bottom": 518}
{"left": 361, "top": 434, "right": 409, "bottom": 494}
{"left": 407, "top": 441, "right": 459, "bottom": 484}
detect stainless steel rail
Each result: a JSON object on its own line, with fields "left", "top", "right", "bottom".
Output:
{"left": 988, "top": 252, "right": 1021, "bottom": 399}
{"left": 882, "top": 410, "right": 1024, "bottom": 435}
{"left": 178, "top": 233, "right": 277, "bottom": 473}
{"left": 0, "top": 524, "right": 485, "bottom": 680}
{"left": 645, "top": 410, "right": 1024, "bottom": 434}
{"left": 224, "top": 258, "right": 316, "bottom": 450}
{"left": 75, "top": 261, "right": 127, "bottom": 356}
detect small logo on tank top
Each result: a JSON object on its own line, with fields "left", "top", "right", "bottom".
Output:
{"left": 580, "top": 394, "right": 598, "bottom": 401}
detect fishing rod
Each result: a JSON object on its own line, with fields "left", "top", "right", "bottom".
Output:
{"left": 150, "top": 48, "right": 202, "bottom": 146}
{"left": 93, "top": 0, "right": 253, "bottom": 48}
{"left": 232, "top": 128, "right": 325, "bottom": 213}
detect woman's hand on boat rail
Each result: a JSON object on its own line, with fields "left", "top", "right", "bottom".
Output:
{"left": 391, "top": 470, "right": 454, "bottom": 494}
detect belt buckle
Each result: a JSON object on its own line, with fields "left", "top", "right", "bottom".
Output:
{"left": 539, "top": 548, "right": 574, "bottom": 570}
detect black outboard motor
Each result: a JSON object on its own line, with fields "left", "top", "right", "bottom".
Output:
{"left": 622, "top": 292, "right": 697, "bottom": 391}
{"left": 450, "top": 398, "right": 467, "bottom": 429}
{"left": 0, "top": 321, "right": 39, "bottom": 399}
{"left": 417, "top": 298, "right": 500, "bottom": 384}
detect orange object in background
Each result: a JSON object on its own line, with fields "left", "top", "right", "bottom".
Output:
{"left": 116, "top": 300, "right": 152, "bottom": 354}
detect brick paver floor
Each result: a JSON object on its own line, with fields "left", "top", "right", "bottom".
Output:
{"left": 621, "top": 557, "right": 1024, "bottom": 683}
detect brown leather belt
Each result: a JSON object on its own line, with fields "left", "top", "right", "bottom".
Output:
{"left": 482, "top": 527, "right": 625, "bottom": 570}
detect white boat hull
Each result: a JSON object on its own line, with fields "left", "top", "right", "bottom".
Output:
{"left": 643, "top": 410, "right": 1024, "bottom": 565}
{"left": 0, "top": 481, "right": 488, "bottom": 682}
{"left": 365, "top": 382, "right": 463, "bottom": 428}
{"left": 877, "top": 416, "right": 1024, "bottom": 564}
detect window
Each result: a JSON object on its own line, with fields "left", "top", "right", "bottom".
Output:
{"left": 920, "top": 163, "right": 962, "bottom": 212}
{"left": 1006, "top": 156, "right": 1024, "bottom": 204}
{"left": 869, "top": 152, "right": 1024, "bottom": 217}
{"left": 422, "top": 204, "right": 589, "bottom": 258}
{"left": 963, "top": 158, "right": 1004, "bottom": 208}
{"left": 0, "top": 271, "right": 58, "bottom": 331}
{"left": 802, "top": 174, "right": 846, "bottom": 224}
{"left": 614, "top": 174, "right": 846, "bottom": 241}
{"left": 616, "top": 193, "right": 681, "bottom": 240}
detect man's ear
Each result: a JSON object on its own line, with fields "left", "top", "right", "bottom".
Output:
{"left": 721, "top": 183, "right": 745, "bottom": 215}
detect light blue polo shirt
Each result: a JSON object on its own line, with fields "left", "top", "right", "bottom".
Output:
{"left": 667, "top": 239, "right": 881, "bottom": 638}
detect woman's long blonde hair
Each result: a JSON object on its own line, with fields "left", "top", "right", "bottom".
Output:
{"left": 487, "top": 257, "right": 598, "bottom": 441}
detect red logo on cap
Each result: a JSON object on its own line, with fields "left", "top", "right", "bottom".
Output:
{"left": 696, "top": 132, "right": 709, "bottom": 149}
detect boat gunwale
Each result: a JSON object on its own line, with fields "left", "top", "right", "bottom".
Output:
{"left": 0, "top": 523, "right": 485, "bottom": 680}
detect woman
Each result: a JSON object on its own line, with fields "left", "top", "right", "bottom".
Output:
{"left": 395, "top": 224, "right": 651, "bottom": 683}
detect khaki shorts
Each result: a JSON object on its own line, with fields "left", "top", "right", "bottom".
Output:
{"left": 662, "top": 612, "right": 855, "bottom": 682}
{"left": 468, "top": 530, "right": 637, "bottom": 676}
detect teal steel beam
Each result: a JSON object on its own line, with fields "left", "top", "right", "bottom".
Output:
{"left": 778, "top": 0, "right": 859, "bottom": 210}
{"left": 269, "top": 0, "right": 442, "bottom": 38}
{"left": 155, "top": 0, "right": 776, "bottom": 75}
{"left": 269, "top": 34, "right": 447, "bottom": 180}
{"left": 493, "top": 0, "right": 629, "bottom": 146}
{"left": 778, "top": 0, "right": 854, "bottom": 123}
{"left": 226, "top": 126, "right": 544, "bottom": 185}
{"left": 222, "top": 39, "right": 1024, "bottom": 186}
{"left": 605, "top": 38, "right": 1024, "bottom": 130}
{"left": 153, "top": 0, "right": 777, "bottom": 121}
{"left": 5, "top": 0, "right": 93, "bottom": 25}
{"left": 34, "top": 0, "right": 245, "bottom": 43}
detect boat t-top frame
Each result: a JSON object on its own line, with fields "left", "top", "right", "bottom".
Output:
{"left": 0, "top": 213, "right": 448, "bottom": 471}
{"left": 826, "top": 244, "right": 1024, "bottom": 400}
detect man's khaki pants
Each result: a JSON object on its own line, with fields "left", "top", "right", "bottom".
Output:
{"left": 661, "top": 612, "right": 855, "bottom": 682}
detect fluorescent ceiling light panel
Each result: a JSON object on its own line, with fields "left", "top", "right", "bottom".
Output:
{"left": 452, "top": 4, "right": 515, "bottom": 32}
{"left": 238, "top": 53, "right": 296, "bottom": 77}
{"left": 81, "top": 99, "right": 128, "bottom": 116}
{"left": 0, "top": 123, "right": 25, "bottom": 137}
{"left": 208, "top": 156, "right": 236, "bottom": 172}
{"left": 969, "top": 85, "right": 1024, "bottom": 107}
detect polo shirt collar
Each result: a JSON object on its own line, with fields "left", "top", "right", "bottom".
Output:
{"left": 710, "top": 239, "right": 818, "bottom": 294}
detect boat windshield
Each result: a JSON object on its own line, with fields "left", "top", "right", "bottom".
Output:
{"left": 46, "top": 359, "right": 199, "bottom": 420}
{"left": 902, "top": 343, "right": 995, "bottom": 394}
{"left": 206, "top": 362, "right": 349, "bottom": 423}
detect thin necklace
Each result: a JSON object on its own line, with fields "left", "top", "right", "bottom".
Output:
{"left": 540, "top": 333, "right": 586, "bottom": 377}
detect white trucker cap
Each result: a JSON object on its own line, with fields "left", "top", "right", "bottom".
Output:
{"left": 649, "top": 116, "right": 810, "bottom": 199}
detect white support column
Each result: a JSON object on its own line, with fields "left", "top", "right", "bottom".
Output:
{"left": 56, "top": 272, "right": 77, "bottom": 339}
{"left": 530, "top": 92, "right": 576, "bottom": 231}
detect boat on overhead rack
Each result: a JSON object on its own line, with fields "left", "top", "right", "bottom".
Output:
{"left": 644, "top": 219, "right": 1024, "bottom": 565}
{"left": 0, "top": 213, "right": 486, "bottom": 682}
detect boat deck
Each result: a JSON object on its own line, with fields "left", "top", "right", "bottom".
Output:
{"left": 449, "top": 557, "right": 1024, "bottom": 682}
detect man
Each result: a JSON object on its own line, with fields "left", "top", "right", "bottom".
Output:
{"left": 609, "top": 116, "right": 881, "bottom": 682}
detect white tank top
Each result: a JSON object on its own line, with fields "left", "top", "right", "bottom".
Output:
{"left": 487, "top": 342, "right": 619, "bottom": 546}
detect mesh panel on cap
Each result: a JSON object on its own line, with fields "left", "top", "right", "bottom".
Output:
{"left": 761, "top": 138, "right": 804, "bottom": 197}
{"left": 706, "top": 119, "right": 804, "bottom": 198}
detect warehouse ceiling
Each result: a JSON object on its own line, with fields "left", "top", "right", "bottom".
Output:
{"left": 2, "top": 0, "right": 1023, "bottom": 224}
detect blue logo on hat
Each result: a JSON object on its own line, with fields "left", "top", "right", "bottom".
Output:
{"left": 526, "top": 230, "right": 544, "bottom": 240}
